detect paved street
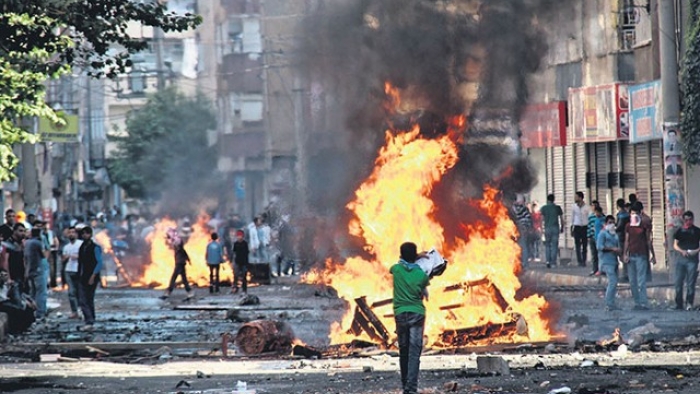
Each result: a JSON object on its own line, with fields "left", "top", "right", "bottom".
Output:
{"left": 2, "top": 266, "right": 700, "bottom": 393}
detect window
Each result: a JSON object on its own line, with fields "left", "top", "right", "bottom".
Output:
{"left": 619, "top": 0, "right": 639, "bottom": 50}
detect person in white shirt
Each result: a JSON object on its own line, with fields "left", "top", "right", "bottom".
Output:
{"left": 570, "top": 191, "right": 591, "bottom": 267}
{"left": 61, "top": 226, "right": 83, "bottom": 319}
{"left": 247, "top": 218, "right": 260, "bottom": 263}
{"left": 258, "top": 215, "right": 272, "bottom": 264}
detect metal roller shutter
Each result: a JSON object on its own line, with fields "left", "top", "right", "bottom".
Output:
{"left": 621, "top": 140, "right": 636, "bottom": 199}
{"left": 575, "top": 143, "right": 588, "bottom": 197}
{"left": 564, "top": 144, "right": 578, "bottom": 249}
{"left": 649, "top": 140, "right": 666, "bottom": 268}
{"left": 587, "top": 144, "right": 598, "bottom": 201}
{"left": 594, "top": 142, "right": 611, "bottom": 212}
{"left": 634, "top": 143, "right": 651, "bottom": 209}
{"left": 610, "top": 141, "right": 623, "bottom": 207}
{"left": 551, "top": 145, "right": 568, "bottom": 248}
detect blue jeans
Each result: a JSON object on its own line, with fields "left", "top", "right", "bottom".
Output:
{"left": 543, "top": 227, "right": 560, "bottom": 265}
{"left": 518, "top": 233, "right": 530, "bottom": 269}
{"left": 674, "top": 256, "right": 698, "bottom": 308}
{"left": 628, "top": 255, "right": 649, "bottom": 307}
{"left": 395, "top": 312, "right": 424, "bottom": 394}
{"left": 29, "top": 273, "right": 48, "bottom": 319}
{"left": 65, "top": 271, "right": 81, "bottom": 313}
{"left": 600, "top": 262, "right": 618, "bottom": 308}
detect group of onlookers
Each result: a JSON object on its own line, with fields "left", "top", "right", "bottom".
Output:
{"left": 161, "top": 211, "right": 298, "bottom": 299}
{"left": 0, "top": 208, "right": 102, "bottom": 332}
{"left": 525, "top": 193, "right": 700, "bottom": 312}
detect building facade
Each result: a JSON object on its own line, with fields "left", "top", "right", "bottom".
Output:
{"left": 524, "top": 0, "right": 695, "bottom": 270}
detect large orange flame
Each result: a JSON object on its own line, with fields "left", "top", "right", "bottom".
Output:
{"left": 139, "top": 215, "right": 231, "bottom": 289}
{"left": 304, "top": 84, "right": 553, "bottom": 347}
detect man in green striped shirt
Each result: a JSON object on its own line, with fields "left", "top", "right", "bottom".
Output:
{"left": 391, "top": 242, "right": 430, "bottom": 394}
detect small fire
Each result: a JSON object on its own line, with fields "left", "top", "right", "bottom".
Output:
{"left": 139, "top": 215, "right": 231, "bottom": 289}
{"left": 94, "top": 231, "right": 113, "bottom": 255}
{"left": 304, "top": 82, "right": 554, "bottom": 346}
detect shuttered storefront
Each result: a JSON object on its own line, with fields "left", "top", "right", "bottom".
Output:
{"left": 588, "top": 142, "right": 612, "bottom": 211}
{"left": 544, "top": 139, "right": 666, "bottom": 266}
{"left": 610, "top": 142, "right": 623, "bottom": 208}
{"left": 549, "top": 146, "right": 567, "bottom": 247}
{"left": 621, "top": 140, "right": 637, "bottom": 200}
{"left": 565, "top": 144, "right": 579, "bottom": 249}
{"left": 649, "top": 140, "right": 667, "bottom": 267}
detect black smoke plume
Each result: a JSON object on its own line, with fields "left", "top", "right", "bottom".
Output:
{"left": 298, "top": 0, "right": 562, "bottom": 251}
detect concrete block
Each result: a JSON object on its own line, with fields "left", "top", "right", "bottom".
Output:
{"left": 476, "top": 355, "right": 510, "bottom": 375}
{"left": 0, "top": 312, "right": 7, "bottom": 342}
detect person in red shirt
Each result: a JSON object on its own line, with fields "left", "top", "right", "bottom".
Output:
{"left": 624, "top": 201, "right": 656, "bottom": 310}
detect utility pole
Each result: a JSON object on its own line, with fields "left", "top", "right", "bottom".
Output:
{"left": 154, "top": 27, "right": 166, "bottom": 91}
{"left": 21, "top": 120, "right": 39, "bottom": 210}
{"left": 660, "top": 1, "right": 681, "bottom": 124}
{"left": 658, "top": 0, "right": 684, "bottom": 272}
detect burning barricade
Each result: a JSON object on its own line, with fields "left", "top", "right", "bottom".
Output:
{"left": 301, "top": 81, "right": 555, "bottom": 351}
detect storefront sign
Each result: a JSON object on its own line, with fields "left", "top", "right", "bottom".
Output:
{"left": 467, "top": 108, "right": 518, "bottom": 150}
{"left": 39, "top": 112, "right": 79, "bottom": 143}
{"left": 629, "top": 80, "right": 662, "bottom": 143}
{"left": 234, "top": 175, "right": 246, "bottom": 200}
{"left": 519, "top": 102, "right": 567, "bottom": 148}
{"left": 569, "top": 83, "right": 629, "bottom": 143}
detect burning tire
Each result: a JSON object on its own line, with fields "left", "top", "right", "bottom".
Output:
{"left": 234, "top": 320, "right": 295, "bottom": 355}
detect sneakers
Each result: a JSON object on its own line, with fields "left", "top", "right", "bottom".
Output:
{"left": 184, "top": 291, "right": 195, "bottom": 300}
{"left": 546, "top": 262, "right": 551, "bottom": 269}
{"left": 79, "top": 324, "right": 94, "bottom": 332}
{"left": 633, "top": 304, "right": 649, "bottom": 310}
{"left": 158, "top": 292, "right": 170, "bottom": 300}
{"left": 605, "top": 305, "right": 619, "bottom": 311}
{"left": 68, "top": 312, "right": 79, "bottom": 319}
{"left": 687, "top": 304, "right": 694, "bottom": 311}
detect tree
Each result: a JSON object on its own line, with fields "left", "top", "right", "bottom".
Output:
{"left": 681, "top": 0, "right": 700, "bottom": 165}
{"left": 108, "top": 88, "right": 218, "bottom": 214}
{"left": 0, "top": 0, "right": 201, "bottom": 181}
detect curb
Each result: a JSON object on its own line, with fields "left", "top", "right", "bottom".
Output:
{"left": 0, "top": 312, "right": 7, "bottom": 342}
{"left": 522, "top": 270, "right": 677, "bottom": 303}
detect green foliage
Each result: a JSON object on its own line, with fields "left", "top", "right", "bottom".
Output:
{"left": 681, "top": 1, "right": 700, "bottom": 166}
{"left": 108, "top": 88, "right": 217, "bottom": 204}
{"left": 0, "top": 0, "right": 202, "bottom": 182}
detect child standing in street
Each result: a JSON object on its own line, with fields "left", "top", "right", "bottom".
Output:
{"left": 232, "top": 230, "right": 249, "bottom": 294}
{"left": 205, "top": 232, "right": 225, "bottom": 293}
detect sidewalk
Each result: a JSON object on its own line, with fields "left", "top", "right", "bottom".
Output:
{"left": 521, "top": 258, "right": 677, "bottom": 303}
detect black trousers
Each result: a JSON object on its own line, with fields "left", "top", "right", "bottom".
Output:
{"left": 233, "top": 263, "right": 248, "bottom": 293}
{"left": 573, "top": 226, "right": 588, "bottom": 266}
{"left": 208, "top": 265, "right": 220, "bottom": 292}
{"left": 167, "top": 264, "right": 192, "bottom": 293}
{"left": 78, "top": 277, "right": 99, "bottom": 324}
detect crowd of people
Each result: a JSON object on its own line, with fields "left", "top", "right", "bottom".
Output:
{"left": 0, "top": 208, "right": 102, "bottom": 332}
{"left": 0, "top": 203, "right": 301, "bottom": 331}
{"left": 159, "top": 211, "right": 298, "bottom": 300}
{"left": 513, "top": 192, "right": 700, "bottom": 312}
